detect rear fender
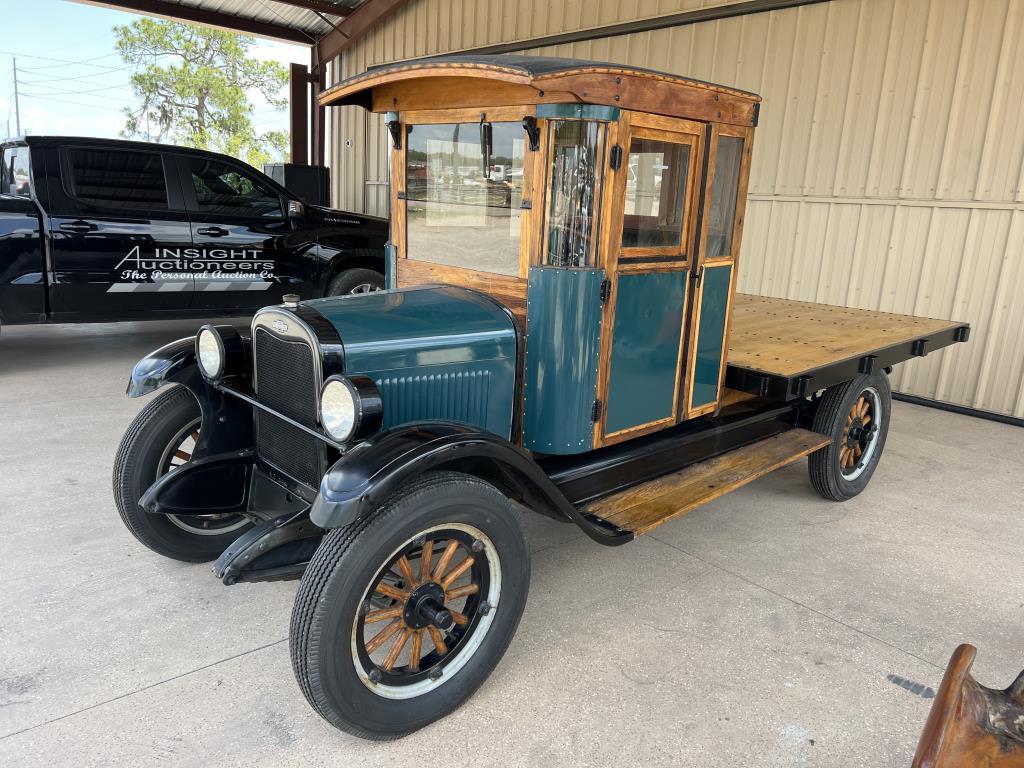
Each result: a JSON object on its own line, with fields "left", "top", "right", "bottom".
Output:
{"left": 310, "top": 422, "right": 632, "bottom": 546}
{"left": 126, "top": 336, "right": 253, "bottom": 457}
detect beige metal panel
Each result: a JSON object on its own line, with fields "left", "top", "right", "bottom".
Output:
{"left": 327, "top": 0, "right": 1024, "bottom": 416}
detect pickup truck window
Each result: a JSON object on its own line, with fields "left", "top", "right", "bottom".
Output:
{"left": 187, "top": 158, "right": 284, "bottom": 218}
{"left": 545, "top": 120, "right": 606, "bottom": 268}
{"left": 405, "top": 121, "right": 524, "bottom": 277}
{"left": 3, "top": 146, "right": 32, "bottom": 197}
{"left": 68, "top": 148, "right": 169, "bottom": 211}
{"left": 622, "top": 138, "right": 691, "bottom": 249}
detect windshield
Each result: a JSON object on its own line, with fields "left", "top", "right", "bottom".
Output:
{"left": 405, "top": 121, "right": 525, "bottom": 276}
{"left": 2, "top": 146, "right": 31, "bottom": 197}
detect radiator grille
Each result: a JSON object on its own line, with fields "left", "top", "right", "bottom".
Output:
{"left": 253, "top": 326, "right": 323, "bottom": 488}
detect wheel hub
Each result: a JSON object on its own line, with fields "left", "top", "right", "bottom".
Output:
{"left": 403, "top": 582, "right": 454, "bottom": 630}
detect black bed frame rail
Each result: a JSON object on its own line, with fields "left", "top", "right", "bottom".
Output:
{"left": 725, "top": 323, "right": 971, "bottom": 402}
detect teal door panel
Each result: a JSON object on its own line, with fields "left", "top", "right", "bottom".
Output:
{"left": 522, "top": 267, "right": 605, "bottom": 454}
{"left": 690, "top": 264, "right": 733, "bottom": 409}
{"left": 605, "top": 271, "right": 687, "bottom": 434}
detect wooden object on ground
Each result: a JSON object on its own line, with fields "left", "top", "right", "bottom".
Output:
{"left": 728, "top": 294, "right": 963, "bottom": 378}
{"left": 584, "top": 428, "right": 829, "bottom": 535}
{"left": 913, "top": 644, "right": 1024, "bottom": 768}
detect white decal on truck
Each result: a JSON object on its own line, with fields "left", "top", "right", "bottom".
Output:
{"left": 107, "top": 246, "right": 276, "bottom": 291}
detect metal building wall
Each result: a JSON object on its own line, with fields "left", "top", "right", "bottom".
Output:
{"left": 327, "top": 0, "right": 1024, "bottom": 417}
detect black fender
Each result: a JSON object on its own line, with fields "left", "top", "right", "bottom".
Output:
{"left": 310, "top": 422, "right": 632, "bottom": 546}
{"left": 125, "top": 336, "right": 253, "bottom": 458}
{"left": 140, "top": 449, "right": 255, "bottom": 516}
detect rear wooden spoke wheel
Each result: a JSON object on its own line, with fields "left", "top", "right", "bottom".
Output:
{"left": 839, "top": 387, "right": 881, "bottom": 480}
{"left": 353, "top": 525, "right": 498, "bottom": 697}
{"left": 809, "top": 372, "right": 891, "bottom": 501}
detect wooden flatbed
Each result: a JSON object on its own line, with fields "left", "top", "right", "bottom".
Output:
{"left": 725, "top": 295, "right": 970, "bottom": 401}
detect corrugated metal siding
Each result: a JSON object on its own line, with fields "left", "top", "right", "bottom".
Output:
{"left": 327, "top": 0, "right": 1024, "bottom": 417}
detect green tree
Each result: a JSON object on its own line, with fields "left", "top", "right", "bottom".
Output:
{"left": 115, "top": 18, "right": 289, "bottom": 165}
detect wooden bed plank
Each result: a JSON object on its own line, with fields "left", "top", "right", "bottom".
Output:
{"left": 584, "top": 428, "right": 830, "bottom": 535}
{"left": 727, "top": 294, "right": 963, "bottom": 378}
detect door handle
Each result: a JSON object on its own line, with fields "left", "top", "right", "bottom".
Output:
{"left": 196, "top": 226, "right": 229, "bottom": 237}
{"left": 59, "top": 220, "right": 97, "bottom": 233}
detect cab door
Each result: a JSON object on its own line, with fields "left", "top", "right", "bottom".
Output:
{"left": 682, "top": 126, "right": 753, "bottom": 418}
{"left": 596, "top": 113, "right": 704, "bottom": 445}
{"left": 177, "top": 154, "right": 319, "bottom": 309}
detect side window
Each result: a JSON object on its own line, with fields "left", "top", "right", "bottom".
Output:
{"left": 621, "top": 137, "right": 692, "bottom": 250}
{"left": 545, "top": 120, "right": 606, "bottom": 267}
{"left": 68, "top": 148, "right": 168, "bottom": 211}
{"left": 405, "top": 121, "right": 525, "bottom": 276}
{"left": 186, "top": 158, "right": 284, "bottom": 218}
{"left": 3, "top": 146, "right": 32, "bottom": 197}
{"left": 706, "top": 136, "right": 744, "bottom": 258}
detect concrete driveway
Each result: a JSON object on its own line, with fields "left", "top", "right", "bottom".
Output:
{"left": 1, "top": 319, "right": 1021, "bottom": 768}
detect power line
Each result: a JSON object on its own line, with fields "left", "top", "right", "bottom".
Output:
{"left": 0, "top": 50, "right": 124, "bottom": 70}
{"left": 13, "top": 93, "right": 129, "bottom": 111}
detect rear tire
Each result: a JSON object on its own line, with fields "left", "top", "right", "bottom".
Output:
{"left": 112, "top": 386, "right": 251, "bottom": 562}
{"left": 808, "top": 371, "right": 891, "bottom": 501}
{"left": 290, "top": 472, "right": 530, "bottom": 740}
{"left": 327, "top": 267, "right": 384, "bottom": 296}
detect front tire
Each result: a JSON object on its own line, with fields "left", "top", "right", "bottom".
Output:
{"left": 290, "top": 472, "right": 530, "bottom": 740}
{"left": 112, "top": 386, "right": 251, "bottom": 562}
{"left": 808, "top": 371, "right": 892, "bottom": 501}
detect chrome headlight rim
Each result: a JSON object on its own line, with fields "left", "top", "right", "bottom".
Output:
{"left": 319, "top": 374, "right": 383, "bottom": 444}
{"left": 196, "top": 325, "right": 226, "bottom": 381}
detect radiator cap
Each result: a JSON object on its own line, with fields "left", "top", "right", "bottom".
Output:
{"left": 282, "top": 293, "right": 300, "bottom": 308}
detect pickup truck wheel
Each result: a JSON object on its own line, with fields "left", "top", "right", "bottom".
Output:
{"left": 327, "top": 267, "right": 384, "bottom": 296}
{"left": 808, "top": 371, "right": 891, "bottom": 501}
{"left": 112, "top": 386, "right": 251, "bottom": 562}
{"left": 290, "top": 472, "right": 530, "bottom": 740}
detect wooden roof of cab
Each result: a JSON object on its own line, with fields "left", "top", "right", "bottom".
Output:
{"left": 320, "top": 54, "right": 761, "bottom": 127}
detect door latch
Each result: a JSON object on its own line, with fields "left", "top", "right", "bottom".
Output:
{"left": 599, "top": 278, "right": 612, "bottom": 303}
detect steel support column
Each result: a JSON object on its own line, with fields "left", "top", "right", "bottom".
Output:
{"left": 289, "top": 62, "right": 309, "bottom": 165}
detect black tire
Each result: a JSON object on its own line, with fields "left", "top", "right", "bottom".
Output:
{"left": 290, "top": 472, "right": 530, "bottom": 740}
{"left": 112, "top": 386, "right": 251, "bottom": 562}
{"left": 808, "top": 371, "right": 892, "bottom": 501}
{"left": 326, "top": 267, "right": 384, "bottom": 296}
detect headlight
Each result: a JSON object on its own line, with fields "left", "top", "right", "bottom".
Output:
{"left": 195, "top": 324, "right": 245, "bottom": 382}
{"left": 319, "top": 375, "right": 383, "bottom": 443}
{"left": 196, "top": 327, "right": 224, "bottom": 379}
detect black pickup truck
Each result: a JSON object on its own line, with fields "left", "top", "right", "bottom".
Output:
{"left": 0, "top": 136, "right": 387, "bottom": 327}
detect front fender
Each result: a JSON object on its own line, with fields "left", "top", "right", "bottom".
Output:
{"left": 310, "top": 422, "right": 632, "bottom": 546}
{"left": 127, "top": 337, "right": 197, "bottom": 397}
{"left": 125, "top": 335, "right": 253, "bottom": 457}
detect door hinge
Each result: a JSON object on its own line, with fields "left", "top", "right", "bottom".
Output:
{"left": 609, "top": 144, "right": 623, "bottom": 170}
{"left": 599, "top": 278, "right": 612, "bottom": 303}
{"left": 591, "top": 399, "right": 603, "bottom": 422}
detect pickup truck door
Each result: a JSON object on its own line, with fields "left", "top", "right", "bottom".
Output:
{"left": 177, "top": 155, "right": 320, "bottom": 309}
{"left": 47, "top": 146, "right": 195, "bottom": 316}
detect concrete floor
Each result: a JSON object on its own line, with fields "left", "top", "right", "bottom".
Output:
{"left": 1, "top": 319, "right": 1021, "bottom": 768}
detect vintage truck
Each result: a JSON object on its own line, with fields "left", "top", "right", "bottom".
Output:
{"left": 0, "top": 136, "right": 387, "bottom": 329}
{"left": 113, "top": 55, "right": 970, "bottom": 739}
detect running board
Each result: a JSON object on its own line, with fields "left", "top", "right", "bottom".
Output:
{"left": 582, "top": 428, "right": 829, "bottom": 535}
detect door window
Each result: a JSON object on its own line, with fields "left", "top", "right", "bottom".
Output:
{"left": 622, "top": 138, "right": 691, "bottom": 249}
{"left": 544, "top": 120, "right": 605, "bottom": 267}
{"left": 67, "top": 148, "right": 168, "bottom": 211}
{"left": 187, "top": 158, "right": 284, "bottom": 218}
{"left": 405, "top": 121, "right": 525, "bottom": 276}
{"left": 2, "top": 146, "right": 31, "bottom": 197}
{"left": 706, "top": 136, "right": 744, "bottom": 258}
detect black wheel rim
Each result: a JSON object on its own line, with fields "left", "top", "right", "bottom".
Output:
{"left": 353, "top": 524, "right": 498, "bottom": 697}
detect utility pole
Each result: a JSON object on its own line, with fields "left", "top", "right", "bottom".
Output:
{"left": 12, "top": 57, "right": 21, "bottom": 136}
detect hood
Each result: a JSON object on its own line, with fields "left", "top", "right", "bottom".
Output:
{"left": 303, "top": 284, "right": 518, "bottom": 375}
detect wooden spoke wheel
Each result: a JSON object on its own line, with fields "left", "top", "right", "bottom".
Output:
{"left": 839, "top": 387, "right": 882, "bottom": 480}
{"left": 289, "top": 472, "right": 530, "bottom": 740}
{"left": 353, "top": 525, "right": 499, "bottom": 697}
{"left": 113, "top": 385, "right": 252, "bottom": 561}
{"left": 809, "top": 372, "right": 891, "bottom": 501}
{"left": 157, "top": 417, "right": 248, "bottom": 537}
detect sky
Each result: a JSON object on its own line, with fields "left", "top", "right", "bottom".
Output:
{"left": 0, "top": 0, "right": 307, "bottom": 143}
